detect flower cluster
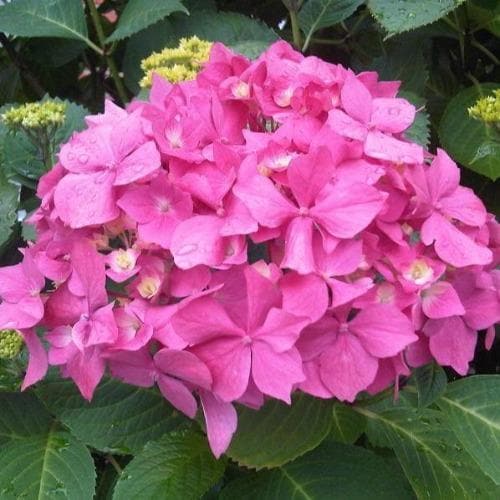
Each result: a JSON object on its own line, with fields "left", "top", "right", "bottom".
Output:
{"left": 468, "top": 88, "right": 500, "bottom": 129}
{"left": 1, "top": 41, "right": 498, "bottom": 457}
{"left": 2, "top": 100, "right": 66, "bottom": 130}
{"left": 140, "top": 36, "right": 213, "bottom": 88}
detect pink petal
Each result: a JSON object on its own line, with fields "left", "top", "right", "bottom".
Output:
{"left": 171, "top": 215, "right": 225, "bottom": 269}
{"left": 20, "top": 329, "right": 48, "bottom": 390}
{"left": 251, "top": 342, "right": 304, "bottom": 403}
{"left": 462, "top": 289, "right": 500, "bottom": 331}
{"left": 169, "top": 266, "right": 211, "bottom": 297}
{"left": 349, "top": 304, "right": 417, "bottom": 358}
{"left": 154, "top": 348, "right": 212, "bottom": 389}
{"left": 158, "top": 375, "right": 198, "bottom": 418}
{"left": 327, "top": 109, "right": 367, "bottom": 141}
{"left": 421, "top": 213, "right": 492, "bottom": 267}
{"left": 319, "top": 333, "right": 378, "bottom": 402}
{"left": 281, "top": 273, "right": 328, "bottom": 323}
{"left": 114, "top": 141, "right": 161, "bottom": 185}
{"left": 193, "top": 338, "right": 251, "bottom": 402}
{"left": 0, "top": 296, "right": 44, "bottom": 329}
{"left": 107, "top": 349, "right": 156, "bottom": 387}
{"left": 426, "top": 149, "right": 460, "bottom": 201}
{"left": 364, "top": 131, "right": 423, "bottom": 164}
{"left": 288, "top": 147, "right": 337, "bottom": 207}
{"left": 233, "top": 175, "right": 296, "bottom": 228}
{"left": 425, "top": 316, "right": 477, "bottom": 375}
{"left": 422, "top": 282, "right": 465, "bottom": 319}
{"left": 171, "top": 295, "right": 243, "bottom": 344}
{"left": 370, "top": 98, "right": 415, "bottom": 133}
{"left": 66, "top": 347, "right": 106, "bottom": 401}
{"left": 54, "top": 171, "right": 119, "bottom": 228}
{"left": 439, "top": 186, "right": 487, "bottom": 227}
{"left": 299, "top": 360, "right": 332, "bottom": 399}
{"left": 281, "top": 216, "right": 316, "bottom": 274}
{"left": 200, "top": 390, "right": 237, "bottom": 458}
{"left": 312, "top": 181, "right": 384, "bottom": 239}
{"left": 253, "top": 307, "right": 310, "bottom": 352}
{"left": 341, "top": 73, "right": 372, "bottom": 123}
{"left": 328, "top": 277, "right": 373, "bottom": 308}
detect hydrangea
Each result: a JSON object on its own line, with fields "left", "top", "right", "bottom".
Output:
{"left": 0, "top": 329, "right": 23, "bottom": 359}
{"left": 4, "top": 40, "right": 499, "bottom": 458}
{"left": 2, "top": 101, "right": 66, "bottom": 130}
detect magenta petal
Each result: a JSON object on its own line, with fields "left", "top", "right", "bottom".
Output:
{"left": 341, "top": 73, "right": 372, "bottom": 123}
{"left": 169, "top": 266, "right": 211, "bottom": 297}
{"left": 281, "top": 272, "right": 328, "bottom": 323}
{"left": 421, "top": 213, "right": 492, "bottom": 267}
{"left": 154, "top": 348, "right": 212, "bottom": 389}
{"left": 107, "top": 349, "right": 156, "bottom": 387}
{"left": 251, "top": 343, "right": 304, "bottom": 403}
{"left": 312, "top": 182, "right": 384, "bottom": 239}
{"left": 426, "top": 149, "right": 460, "bottom": 201}
{"left": 200, "top": 390, "right": 237, "bottom": 459}
{"left": 327, "top": 109, "right": 367, "bottom": 141}
{"left": 254, "top": 307, "right": 310, "bottom": 352}
{"left": 281, "top": 216, "right": 316, "bottom": 274}
{"left": 462, "top": 289, "right": 500, "bottom": 331}
{"left": 364, "top": 131, "right": 423, "bottom": 164}
{"left": 171, "top": 295, "right": 242, "bottom": 344}
{"left": 233, "top": 174, "right": 296, "bottom": 228}
{"left": 288, "top": 147, "right": 336, "bottom": 207}
{"left": 20, "top": 329, "right": 48, "bottom": 390}
{"left": 171, "top": 215, "right": 225, "bottom": 269}
{"left": 66, "top": 347, "right": 105, "bottom": 401}
{"left": 349, "top": 304, "right": 417, "bottom": 358}
{"left": 370, "top": 97, "right": 415, "bottom": 133}
{"left": 299, "top": 360, "right": 332, "bottom": 399}
{"left": 114, "top": 141, "right": 161, "bottom": 185}
{"left": 422, "top": 282, "right": 465, "bottom": 319}
{"left": 319, "top": 333, "right": 378, "bottom": 402}
{"left": 0, "top": 296, "right": 44, "bottom": 329}
{"left": 440, "top": 186, "right": 487, "bottom": 227}
{"left": 54, "top": 171, "right": 119, "bottom": 228}
{"left": 425, "top": 317, "right": 477, "bottom": 376}
{"left": 158, "top": 375, "right": 198, "bottom": 418}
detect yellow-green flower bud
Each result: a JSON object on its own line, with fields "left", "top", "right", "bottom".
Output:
{"left": 140, "top": 36, "right": 213, "bottom": 88}
{"left": 2, "top": 101, "right": 67, "bottom": 131}
{"left": 468, "top": 89, "right": 500, "bottom": 125}
{"left": 0, "top": 329, "right": 23, "bottom": 359}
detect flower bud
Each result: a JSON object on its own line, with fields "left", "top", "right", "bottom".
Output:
{"left": 0, "top": 329, "right": 23, "bottom": 359}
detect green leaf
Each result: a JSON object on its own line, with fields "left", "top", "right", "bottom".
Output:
{"left": 220, "top": 440, "right": 413, "bottom": 499}
{"left": 123, "top": 11, "right": 277, "bottom": 93}
{"left": 369, "top": 0, "right": 466, "bottom": 36}
{"left": 0, "top": 392, "right": 95, "bottom": 500}
{"left": 439, "top": 83, "right": 500, "bottom": 180}
{"left": 437, "top": 375, "right": 500, "bottom": 485}
{"left": 330, "top": 402, "right": 366, "bottom": 444}
{"left": 112, "top": 430, "right": 226, "bottom": 500}
{"left": 0, "top": 0, "right": 88, "bottom": 42}
{"left": 299, "top": 0, "right": 365, "bottom": 44}
{"left": 412, "top": 362, "right": 447, "bottom": 407}
{"left": 36, "top": 378, "right": 185, "bottom": 454}
{"left": 227, "top": 394, "right": 332, "bottom": 469}
{"left": 107, "top": 0, "right": 189, "bottom": 43}
{"left": 360, "top": 405, "right": 500, "bottom": 498}
{"left": 0, "top": 173, "right": 20, "bottom": 247}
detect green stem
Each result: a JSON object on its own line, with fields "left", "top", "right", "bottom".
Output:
{"left": 289, "top": 9, "right": 302, "bottom": 50}
{"left": 310, "top": 37, "right": 347, "bottom": 45}
{"left": 471, "top": 39, "right": 500, "bottom": 65}
{"left": 85, "top": 0, "right": 128, "bottom": 104}
{"left": 106, "top": 455, "right": 123, "bottom": 475}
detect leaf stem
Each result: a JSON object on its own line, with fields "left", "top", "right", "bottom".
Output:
{"left": 289, "top": 9, "right": 302, "bottom": 50}
{"left": 106, "top": 454, "right": 123, "bottom": 475}
{"left": 84, "top": 0, "right": 128, "bottom": 105}
{"left": 471, "top": 39, "right": 500, "bottom": 65}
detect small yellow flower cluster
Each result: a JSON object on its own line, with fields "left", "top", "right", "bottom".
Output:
{"left": 140, "top": 36, "right": 213, "bottom": 88}
{"left": 2, "top": 101, "right": 66, "bottom": 130}
{"left": 0, "top": 329, "right": 23, "bottom": 359}
{"left": 468, "top": 89, "right": 500, "bottom": 124}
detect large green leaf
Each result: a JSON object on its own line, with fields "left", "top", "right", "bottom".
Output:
{"left": 0, "top": 392, "right": 95, "bottom": 500}
{"left": 400, "top": 91, "right": 431, "bottom": 148}
{"left": 107, "top": 0, "right": 189, "bottom": 43}
{"left": 330, "top": 402, "right": 366, "bottom": 444}
{"left": 36, "top": 378, "right": 185, "bottom": 454}
{"left": 369, "top": 0, "right": 466, "bottom": 36}
{"left": 359, "top": 405, "right": 500, "bottom": 498}
{"left": 123, "top": 11, "right": 277, "bottom": 92}
{"left": 298, "top": 0, "right": 364, "bottom": 49}
{"left": 0, "top": 0, "right": 88, "bottom": 42}
{"left": 220, "top": 440, "right": 413, "bottom": 499}
{"left": 439, "top": 83, "right": 500, "bottom": 181}
{"left": 411, "top": 362, "right": 447, "bottom": 407}
{"left": 227, "top": 394, "right": 332, "bottom": 469}
{"left": 0, "top": 173, "right": 20, "bottom": 247}
{"left": 437, "top": 376, "right": 500, "bottom": 485}
{"left": 112, "top": 430, "right": 226, "bottom": 500}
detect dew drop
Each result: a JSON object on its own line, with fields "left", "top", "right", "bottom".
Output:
{"left": 78, "top": 153, "right": 89, "bottom": 164}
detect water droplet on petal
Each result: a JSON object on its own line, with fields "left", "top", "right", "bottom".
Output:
{"left": 176, "top": 243, "right": 198, "bottom": 256}
{"left": 79, "top": 153, "right": 89, "bottom": 164}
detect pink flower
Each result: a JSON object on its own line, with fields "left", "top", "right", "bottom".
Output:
{"left": 171, "top": 265, "right": 310, "bottom": 403}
